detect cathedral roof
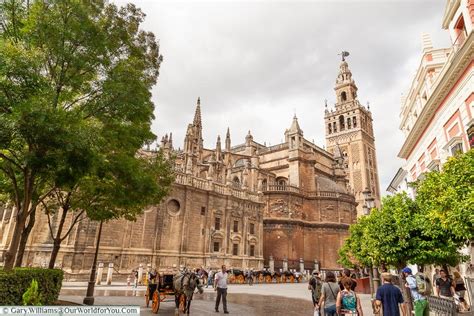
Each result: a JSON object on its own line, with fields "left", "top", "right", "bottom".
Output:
{"left": 316, "top": 176, "right": 347, "bottom": 193}
{"left": 288, "top": 115, "right": 303, "bottom": 135}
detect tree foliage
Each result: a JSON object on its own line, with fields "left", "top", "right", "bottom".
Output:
{"left": 415, "top": 149, "right": 474, "bottom": 242}
{"left": 0, "top": 0, "right": 169, "bottom": 269}
{"left": 339, "top": 150, "right": 473, "bottom": 272}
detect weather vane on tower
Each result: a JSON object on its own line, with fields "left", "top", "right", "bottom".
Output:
{"left": 339, "top": 51, "right": 350, "bottom": 61}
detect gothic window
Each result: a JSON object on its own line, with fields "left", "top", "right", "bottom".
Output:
{"left": 341, "top": 91, "right": 347, "bottom": 102}
{"left": 250, "top": 245, "right": 255, "bottom": 257}
{"left": 261, "top": 179, "right": 267, "bottom": 190}
{"left": 250, "top": 223, "right": 255, "bottom": 235}
{"left": 232, "top": 243, "right": 239, "bottom": 256}
{"left": 213, "top": 242, "right": 220, "bottom": 252}
{"left": 328, "top": 123, "right": 332, "bottom": 134}
{"left": 353, "top": 117, "right": 357, "bottom": 127}
{"left": 233, "top": 220, "right": 239, "bottom": 233}
{"left": 215, "top": 217, "right": 221, "bottom": 231}
{"left": 339, "top": 115, "right": 345, "bottom": 131}
{"left": 333, "top": 122, "right": 337, "bottom": 133}
{"left": 201, "top": 206, "right": 206, "bottom": 215}
{"left": 233, "top": 176, "right": 240, "bottom": 188}
{"left": 347, "top": 117, "right": 352, "bottom": 129}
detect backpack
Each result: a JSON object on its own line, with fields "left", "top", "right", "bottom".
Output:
{"left": 414, "top": 273, "right": 432, "bottom": 296}
{"left": 341, "top": 290, "right": 357, "bottom": 311}
{"left": 310, "top": 277, "right": 322, "bottom": 299}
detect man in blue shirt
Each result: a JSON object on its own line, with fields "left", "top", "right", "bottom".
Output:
{"left": 403, "top": 267, "right": 428, "bottom": 316}
{"left": 375, "top": 273, "right": 406, "bottom": 316}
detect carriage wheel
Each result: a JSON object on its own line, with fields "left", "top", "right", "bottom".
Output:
{"left": 298, "top": 276, "right": 302, "bottom": 283}
{"left": 179, "top": 294, "right": 186, "bottom": 313}
{"left": 145, "top": 287, "right": 150, "bottom": 308}
{"left": 237, "top": 275, "right": 244, "bottom": 284}
{"left": 265, "top": 275, "right": 271, "bottom": 283}
{"left": 151, "top": 290, "right": 160, "bottom": 314}
{"left": 290, "top": 275, "right": 295, "bottom": 283}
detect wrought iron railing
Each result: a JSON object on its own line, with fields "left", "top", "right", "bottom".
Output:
{"left": 427, "top": 296, "right": 458, "bottom": 316}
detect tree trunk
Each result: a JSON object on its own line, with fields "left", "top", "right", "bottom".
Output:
{"left": 3, "top": 207, "right": 27, "bottom": 270}
{"left": 15, "top": 206, "right": 37, "bottom": 267}
{"left": 4, "top": 173, "right": 34, "bottom": 271}
{"left": 48, "top": 205, "right": 70, "bottom": 269}
{"left": 83, "top": 221, "right": 103, "bottom": 306}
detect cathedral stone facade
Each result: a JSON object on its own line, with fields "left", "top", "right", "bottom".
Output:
{"left": 0, "top": 58, "right": 377, "bottom": 278}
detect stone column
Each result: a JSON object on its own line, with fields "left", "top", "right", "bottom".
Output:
{"left": 282, "top": 258, "right": 288, "bottom": 272}
{"left": 299, "top": 258, "right": 304, "bottom": 272}
{"left": 95, "top": 263, "right": 104, "bottom": 285}
{"left": 138, "top": 264, "right": 143, "bottom": 285}
{"left": 269, "top": 256, "right": 274, "bottom": 273}
{"left": 106, "top": 263, "right": 113, "bottom": 285}
{"left": 313, "top": 259, "right": 320, "bottom": 272}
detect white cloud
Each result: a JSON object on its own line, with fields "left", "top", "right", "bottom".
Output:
{"left": 113, "top": 0, "right": 451, "bottom": 194}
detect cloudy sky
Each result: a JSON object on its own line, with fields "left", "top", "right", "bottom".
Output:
{"left": 114, "top": 0, "right": 450, "bottom": 195}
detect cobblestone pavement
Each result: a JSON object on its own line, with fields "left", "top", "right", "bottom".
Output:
{"left": 60, "top": 282, "right": 374, "bottom": 315}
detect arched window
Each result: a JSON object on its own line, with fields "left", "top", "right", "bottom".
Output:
{"left": 328, "top": 123, "right": 332, "bottom": 134}
{"left": 262, "top": 179, "right": 267, "bottom": 190}
{"left": 353, "top": 117, "right": 357, "bottom": 128}
{"left": 333, "top": 122, "right": 337, "bottom": 133}
{"left": 233, "top": 176, "right": 240, "bottom": 188}
{"left": 339, "top": 115, "right": 345, "bottom": 131}
{"left": 347, "top": 117, "right": 351, "bottom": 129}
{"left": 275, "top": 177, "right": 287, "bottom": 190}
{"left": 341, "top": 91, "right": 347, "bottom": 102}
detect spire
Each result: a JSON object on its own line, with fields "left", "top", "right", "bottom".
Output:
{"left": 225, "top": 127, "right": 231, "bottom": 151}
{"left": 193, "top": 97, "right": 202, "bottom": 127}
{"left": 169, "top": 132, "right": 173, "bottom": 149}
{"left": 334, "top": 52, "right": 358, "bottom": 105}
{"left": 421, "top": 33, "right": 433, "bottom": 53}
{"left": 216, "top": 135, "right": 222, "bottom": 161}
{"left": 288, "top": 114, "right": 303, "bottom": 135}
{"left": 245, "top": 130, "right": 253, "bottom": 146}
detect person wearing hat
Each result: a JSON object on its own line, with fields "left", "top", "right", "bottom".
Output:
{"left": 375, "top": 273, "right": 406, "bottom": 316}
{"left": 308, "top": 270, "right": 323, "bottom": 310}
{"left": 402, "top": 267, "right": 428, "bottom": 316}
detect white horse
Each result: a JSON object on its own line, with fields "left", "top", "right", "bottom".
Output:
{"left": 173, "top": 272, "right": 203, "bottom": 314}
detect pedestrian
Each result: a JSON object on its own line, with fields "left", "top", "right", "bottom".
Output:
{"left": 207, "top": 269, "right": 214, "bottom": 288}
{"left": 308, "top": 270, "right": 323, "bottom": 310}
{"left": 403, "top": 267, "right": 428, "bottom": 316}
{"left": 133, "top": 269, "right": 138, "bottom": 288}
{"left": 339, "top": 268, "right": 357, "bottom": 291}
{"left": 318, "top": 271, "right": 340, "bottom": 316}
{"left": 375, "top": 273, "right": 405, "bottom": 316}
{"left": 432, "top": 268, "right": 440, "bottom": 285}
{"left": 214, "top": 265, "right": 229, "bottom": 314}
{"left": 435, "top": 269, "right": 454, "bottom": 298}
{"left": 452, "top": 271, "right": 469, "bottom": 311}
{"left": 336, "top": 278, "right": 363, "bottom": 315}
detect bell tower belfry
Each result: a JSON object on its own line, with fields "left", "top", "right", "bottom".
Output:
{"left": 324, "top": 53, "right": 381, "bottom": 216}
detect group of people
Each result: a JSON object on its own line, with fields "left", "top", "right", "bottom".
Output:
{"left": 309, "top": 268, "right": 363, "bottom": 316}
{"left": 308, "top": 267, "right": 470, "bottom": 316}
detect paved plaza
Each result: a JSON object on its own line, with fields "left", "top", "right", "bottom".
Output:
{"left": 60, "top": 282, "right": 374, "bottom": 315}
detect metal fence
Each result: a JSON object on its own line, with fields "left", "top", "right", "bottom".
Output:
{"left": 427, "top": 296, "right": 458, "bottom": 316}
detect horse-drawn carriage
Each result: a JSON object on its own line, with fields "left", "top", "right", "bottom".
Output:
{"left": 252, "top": 270, "right": 303, "bottom": 283}
{"left": 145, "top": 268, "right": 203, "bottom": 314}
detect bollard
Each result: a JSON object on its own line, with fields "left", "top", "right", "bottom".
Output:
{"left": 106, "top": 263, "right": 113, "bottom": 285}
{"left": 96, "top": 263, "right": 104, "bottom": 285}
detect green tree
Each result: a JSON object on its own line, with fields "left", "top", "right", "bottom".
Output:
{"left": 415, "top": 149, "right": 474, "bottom": 242}
{"left": 0, "top": 0, "right": 164, "bottom": 270}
